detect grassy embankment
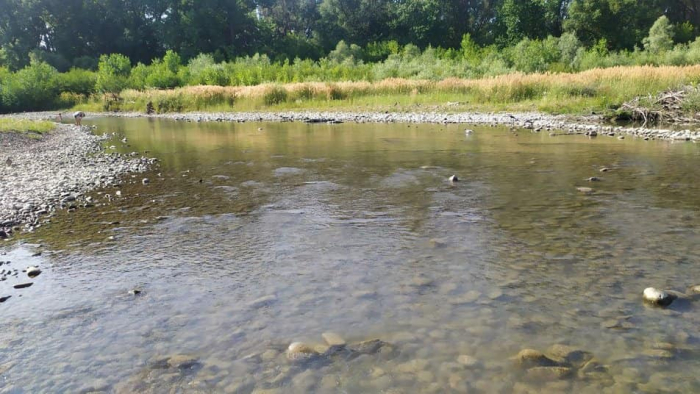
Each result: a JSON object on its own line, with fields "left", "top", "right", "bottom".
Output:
{"left": 0, "top": 119, "right": 55, "bottom": 136}
{"left": 77, "top": 65, "right": 700, "bottom": 117}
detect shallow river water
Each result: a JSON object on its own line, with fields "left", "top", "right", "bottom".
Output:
{"left": 2, "top": 118, "right": 700, "bottom": 393}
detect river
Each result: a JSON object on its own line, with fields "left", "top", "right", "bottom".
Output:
{"left": 1, "top": 117, "right": 700, "bottom": 393}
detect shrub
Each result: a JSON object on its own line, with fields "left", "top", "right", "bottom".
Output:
{"left": 96, "top": 54, "right": 131, "bottom": 96}
{"left": 262, "top": 85, "right": 288, "bottom": 105}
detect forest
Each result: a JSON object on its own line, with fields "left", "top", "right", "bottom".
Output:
{"left": 2, "top": 0, "right": 700, "bottom": 113}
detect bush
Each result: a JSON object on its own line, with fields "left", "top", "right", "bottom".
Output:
{"left": 55, "top": 68, "right": 97, "bottom": 96}
{"left": 262, "top": 85, "right": 288, "bottom": 105}
{"left": 96, "top": 54, "right": 131, "bottom": 96}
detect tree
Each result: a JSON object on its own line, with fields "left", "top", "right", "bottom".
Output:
{"left": 96, "top": 54, "right": 131, "bottom": 97}
{"left": 644, "top": 15, "right": 675, "bottom": 53}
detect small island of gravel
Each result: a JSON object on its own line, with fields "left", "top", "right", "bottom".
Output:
{"left": 0, "top": 122, "right": 155, "bottom": 238}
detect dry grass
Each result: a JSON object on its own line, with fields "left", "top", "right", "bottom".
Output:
{"left": 103, "top": 65, "right": 700, "bottom": 114}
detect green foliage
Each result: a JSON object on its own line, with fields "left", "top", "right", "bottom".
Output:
{"left": 327, "top": 41, "right": 363, "bottom": 64}
{"left": 96, "top": 54, "right": 131, "bottom": 95}
{"left": 511, "top": 37, "right": 562, "bottom": 73}
{"left": 644, "top": 16, "right": 675, "bottom": 53}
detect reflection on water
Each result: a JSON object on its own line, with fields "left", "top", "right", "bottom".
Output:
{"left": 1, "top": 118, "right": 700, "bottom": 393}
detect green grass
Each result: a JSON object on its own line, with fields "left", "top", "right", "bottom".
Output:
{"left": 0, "top": 119, "right": 55, "bottom": 135}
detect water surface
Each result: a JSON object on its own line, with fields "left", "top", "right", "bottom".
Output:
{"left": 2, "top": 118, "right": 700, "bottom": 393}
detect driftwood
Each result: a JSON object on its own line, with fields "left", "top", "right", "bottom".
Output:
{"left": 620, "top": 89, "right": 687, "bottom": 127}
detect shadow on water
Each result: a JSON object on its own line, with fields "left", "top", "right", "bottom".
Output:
{"left": 1, "top": 118, "right": 700, "bottom": 393}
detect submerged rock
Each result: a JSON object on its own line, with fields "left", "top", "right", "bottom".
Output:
{"left": 576, "top": 187, "right": 594, "bottom": 194}
{"left": 347, "top": 339, "right": 391, "bottom": 355}
{"left": 513, "top": 349, "right": 559, "bottom": 368}
{"left": 545, "top": 344, "right": 593, "bottom": 368}
{"left": 321, "top": 332, "right": 346, "bottom": 347}
{"left": 166, "top": 354, "right": 199, "bottom": 369}
{"left": 643, "top": 287, "right": 677, "bottom": 307}
{"left": 286, "top": 342, "right": 319, "bottom": 361}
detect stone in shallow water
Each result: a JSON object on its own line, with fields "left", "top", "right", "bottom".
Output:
{"left": 643, "top": 287, "right": 676, "bottom": 307}
{"left": 545, "top": 344, "right": 593, "bottom": 368}
{"left": 286, "top": 342, "right": 318, "bottom": 361}
{"left": 457, "top": 355, "right": 481, "bottom": 368}
{"left": 513, "top": 349, "right": 559, "bottom": 368}
{"left": 576, "top": 187, "right": 594, "bottom": 194}
{"left": 167, "top": 354, "right": 199, "bottom": 369}
{"left": 322, "top": 332, "right": 346, "bottom": 347}
{"left": 348, "top": 339, "right": 392, "bottom": 355}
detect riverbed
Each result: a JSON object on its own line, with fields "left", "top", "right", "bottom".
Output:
{"left": 1, "top": 117, "right": 700, "bottom": 393}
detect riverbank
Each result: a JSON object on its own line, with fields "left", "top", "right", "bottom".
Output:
{"left": 6, "top": 110, "right": 700, "bottom": 142}
{"left": 0, "top": 123, "right": 155, "bottom": 239}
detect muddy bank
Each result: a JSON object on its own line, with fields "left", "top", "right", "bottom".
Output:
{"left": 0, "top": 123, "right": 155, "bottom": 238}
{"left": 8, "top": 110, "right": 700, "bottom": 142}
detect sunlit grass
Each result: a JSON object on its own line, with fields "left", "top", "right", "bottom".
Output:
{"left": 83, "top": 65, "right": 700, "bottom": 116}
{"left": 0, "top": 118, "right": 55, "bottom": 135}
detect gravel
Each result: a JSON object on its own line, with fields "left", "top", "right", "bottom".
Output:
{"left": 0, "top": 123, "right": 155, "bottom": 238}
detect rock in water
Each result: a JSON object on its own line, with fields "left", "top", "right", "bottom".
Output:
{"left": 449, "top": 175, "right": 459, "bottom": 182}
{"left": 643, "top": 287, "right": 677, "bottom": 307}
{"left": 142, "top": 178, "right": 150, "bottom": 185}
{"left": 322, "top": 332, "right": 346, "bottom": 347}
{"left": 14, "top": 283, "right": 33, "bottom": 289}
{"left": 576, "top": 187, "right": 593, "bottom": 194}
{"left": 167, "top": 354, "right": 199, "bottom": 369}
{"left": 26, "top": 266, "right": 41, "bottom": 278}
{"left": 0, "top": 296, "right": 10, "bottom": 303}
{"left": 287, "top": 342, "right": 319, "bottom": 361}
{"left": 513, "top": 349, "right": 559, "bottom": 368}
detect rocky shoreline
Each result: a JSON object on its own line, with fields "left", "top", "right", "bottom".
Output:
{"left": 6, "top": 110, "right": 700, "bottom": 142}
{"left": 0, "top": 123, "right": 155, "bottom": 239}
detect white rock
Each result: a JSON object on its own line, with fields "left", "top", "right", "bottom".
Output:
{"left": 643, "top": 287, "right": 676, "bottom": 307}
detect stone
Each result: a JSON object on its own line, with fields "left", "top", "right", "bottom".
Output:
{"left": 348, "top": 339, "right": 389, "bottom": 355}
{"left": 513, "top": 349, "right": 559, "bottom": 368}
{"left": 643, "top": 287, "right": 676, "bottom": 307}
{"left": 167, "top": 354, "right": 199, "bottom": 369}
{"left": 576, "top": 187, "right": 593, "bottom": 194}
{"left": 600, "top": 167, "right": 610, "bottom": 172}
{"left": 457, "top": 355, "right": 481, "bottom": 368}
{"left": 0, "top": 296, "right": 10, "bottom": 303}
{"left": 142, "top": 178, "right": 150, "bottom": 185}
{"left": 687, "top": 285, "right": 700, "bottom": 294}
{"left": 587, "top": 177, "right": 601, "bottom": 182}
{"left": 449, "top": 175, "right": 459, "bottom": 182}
{"left": 13, "top": 283, "right": 33, "bottom": 289}
{"left": 525, "top": 366, "right": 573, "bottom": 381}
{"left": 286, "top": 342, "right": 319, "bottom": 361}
{"left": 545, "top": 344, "right": 593, "bottom": 368}
{"left": 321, "top": 332, "right": 346, "bottom": 347}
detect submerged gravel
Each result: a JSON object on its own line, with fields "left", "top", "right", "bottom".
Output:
{"left": 0, "top": 123, "right": 155, "bottom": 238}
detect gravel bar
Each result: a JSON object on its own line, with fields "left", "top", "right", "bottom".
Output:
{"left": 0, "top": 123, "right": 155, "bottom": 239}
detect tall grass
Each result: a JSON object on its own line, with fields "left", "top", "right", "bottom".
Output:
{"left": 93, "top": 65, "right": 700, "bottom": 115}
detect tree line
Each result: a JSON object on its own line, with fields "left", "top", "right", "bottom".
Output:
{"left": 1, "top": 0, "right": 700, "bottom": 71}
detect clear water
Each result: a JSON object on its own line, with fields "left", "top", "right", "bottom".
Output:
{"left": 1, "top": 118, "right": 700, "bottom": 393}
